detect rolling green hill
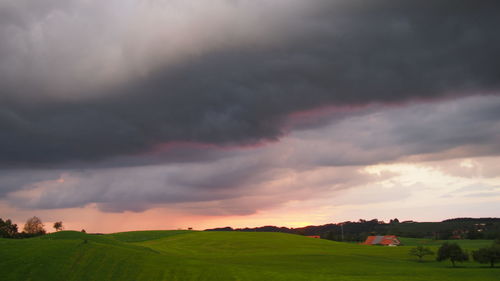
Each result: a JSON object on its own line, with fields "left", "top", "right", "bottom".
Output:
{"left": 0, "top": 231, "right": 498, "bottom": 281}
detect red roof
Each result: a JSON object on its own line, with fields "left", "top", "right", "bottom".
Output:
{"left": 363, "top": 235, "right": 400, "bottom": 245}
{"left": 363, "top": 236, "right": 377, "bottom": 244}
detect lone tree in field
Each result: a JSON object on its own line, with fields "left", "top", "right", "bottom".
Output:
{"left": 53, "top": 221, "right": 63, "bottom": 232}
{"left": 409, "top": 246, "right": 434, "bottom": 262}
{"left": 23, "top": 216, "right": 46, "bottom": 235}
{"left": 436, "top": 242, "right": 469, "bottom": 267}
{"left": 472, "top": 243, "right": 500, "bottom": 268}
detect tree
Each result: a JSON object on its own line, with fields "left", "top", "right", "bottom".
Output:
{"left": 409, "top": 246, "right": 434, "bottom": 262}
{"left": 53, "top": 221, "right": 63, "bottom": 232}
{"left": 0, "top": 218, "right": 18, "bottom": 238}
{"left": 436, "top": 242, "right": 469, "bottom": 267}
{"left": 81, "top": 229, "right": 86, "bottom": 233}
{"left": 390, "top": 218, "right": 400, "bottom": 224}
{"left": 472, "top": 244, "right": 500, "bottom": 268}
{"left": 23, "top": 216, "right": 46, "bottom": 235}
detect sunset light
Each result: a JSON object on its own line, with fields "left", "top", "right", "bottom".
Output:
{"left": 1, "top": 1, "right": 499, "bottom": 280}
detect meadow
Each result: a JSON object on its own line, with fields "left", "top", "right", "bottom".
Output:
{"left": 0, "top": 230, "right": 498, "bottom": 281}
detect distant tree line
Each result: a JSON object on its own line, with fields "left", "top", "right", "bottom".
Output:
{"left": 206, "top": 217, "right": 500, "bottom": 242}
{"left": 0, "top": 216, "right": 65, "bottom": 239}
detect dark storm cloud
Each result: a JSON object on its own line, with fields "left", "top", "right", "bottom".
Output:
{"left": 1, "top": 0, "right": 500, "bottom": 165}
{"left": 0, "top": 169, "right": 60, "bottom": 197}
{"left": 5, "top": 95, "right": 500, "bottom": 213}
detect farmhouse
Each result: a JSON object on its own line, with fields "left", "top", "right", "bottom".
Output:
{"left": 306, "top": 235, "right": 321, "bottom": 239}
{"left": 363, "top": 235, "right": 401, "bottom": 246}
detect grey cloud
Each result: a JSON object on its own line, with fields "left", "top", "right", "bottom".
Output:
{"left": 3, "top": 0, "right": 500, "bottom": 216}
{"left": 330, "top": 184, "right": 413, "bottom": 207}
{"left": 3, "top": 95, "right": 500, "bottom": 214}
{"left": 6, "top": 157, "right": 279, "bottom": 211}
{"left": 0, "top": 169, "right": 61, "bottom": 197}
{"left": 288, "top": 95, "right": 500, "bottom": 167}
{"left": 0, "top": 0, "right": 305, "bottom": 101}
{"left": 1, "top": 0, "right": 500, "bottom": 165}
{"left": 4, "top": 148, "right": 375, "bottom": 213}
{"left": 428, "top": 157, "right": 500, "bottom": 179}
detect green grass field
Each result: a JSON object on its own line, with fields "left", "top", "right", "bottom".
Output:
{"left": 1, "top": 231, "right": 498, "bottom": 281}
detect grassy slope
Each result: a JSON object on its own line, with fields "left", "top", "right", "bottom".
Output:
{"left": 1, "top": 231, "right": 498, "bottom": 281}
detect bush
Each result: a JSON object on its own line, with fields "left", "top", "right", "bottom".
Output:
{"left": 472, "top": 243, "right": 500, "bottom": 268}
{"left": 409, "top": 246, "right": 434, "bottom": 262}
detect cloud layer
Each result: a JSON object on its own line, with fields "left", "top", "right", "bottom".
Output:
{"left": 3, "top": 95, "right": 500, "bottom": 213}
{"left": 1, "top": 0, "right": 500, "bottom": 165}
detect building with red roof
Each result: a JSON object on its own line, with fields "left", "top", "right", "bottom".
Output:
{"left": 363, "top": 235, "right": 401, "bottom": 246}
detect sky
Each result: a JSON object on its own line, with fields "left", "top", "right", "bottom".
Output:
{"left": 1, "top": 0, "right": 500, "bottom": 233}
